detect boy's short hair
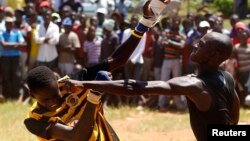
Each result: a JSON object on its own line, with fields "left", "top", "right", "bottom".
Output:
{"left": 26, "top": 66, "right": 56, "bottom": 91}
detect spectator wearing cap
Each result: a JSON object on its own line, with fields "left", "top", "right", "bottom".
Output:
{"left": 4, "top": 7, "right": 15, "bottom": 17}
{"left": 95, "top": 0, "right": 115, "bottom": 16}
{"left": 0, "top": 16, "right": 26, "bottom": 99}
{"left": 51, "top": 12, "right": 61, "bottom": 28}
{"left": 197, "top": 20, "right": 211, "bottom": 37}
{"left": 96, "top": 8, "right": 107, "bottom": 26}
{"left": 234, "top": 21, "right": 250, "bottom": 106}
{"left": 96, "top": 8, "right": 107, "bottom": 37}
{"left": 59, "top": 0, "right": 83, "bottom": 14}
{"left": 39, "top": 0, "right": 51, "bottom": 15}
{"left": 58, "top": 17, "right": 80, "bottom": 76}
{"left": 232, "top": 22, "right": 250, "bottom": 45}
{"left": 101, "top": 19, "right": 120, "bottom": 106}
{"left": 100, "top": 19, "right": 119, "bottom": 61}
{"left": 52, "top": 12, "right": 61, "bottom": 24}
{"left": 35, "top": 9, "right": 59, "bottom": 71}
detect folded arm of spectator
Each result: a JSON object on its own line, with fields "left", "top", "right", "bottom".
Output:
{"left": 48, "top": 26, "right": 60, "bottom": 46}
{"left": 1, "top": 42, "right": 26, "bottom": 49}
{"left": 35, "top": 35, "right": 46, "bottom": 44}
{"left": 58, "top": 46, "right": 76, "bottom": 52}
{"left": 168, "top": 39, "right": 185, "bottom": 50}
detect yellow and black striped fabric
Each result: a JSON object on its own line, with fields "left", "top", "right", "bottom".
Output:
{"left": 28, "top": 77, "right": 119, "bottom": 141}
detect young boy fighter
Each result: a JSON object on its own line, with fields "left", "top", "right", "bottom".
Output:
{"left": 24, "top": 1, "right": 171, "bottom": 141}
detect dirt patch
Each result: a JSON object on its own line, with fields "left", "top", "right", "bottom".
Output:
{"left": 109, "top": 112, "right": 195, "bottom": 141}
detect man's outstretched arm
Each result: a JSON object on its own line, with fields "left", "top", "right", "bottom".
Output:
{"left": 74, "top": 79, "right": 173, "bottom": 96}
{"left": 71, "top": 75, "right": 212, "bottom": 111}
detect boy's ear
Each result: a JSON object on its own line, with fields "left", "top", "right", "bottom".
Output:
{"left": 29, "top": 91, "right": 35, "bottom": 98}
{"left": 28, "top": 88, "right": 36, "bottom": 98}
{"left": 24, "top": 84, "right": 34, "bottom": 97}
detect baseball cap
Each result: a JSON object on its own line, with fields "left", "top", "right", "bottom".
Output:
{"left": 96, "top": 8, "right": 107, "bottom": 15}
{"left": 4, "top": 7, "right": 14, "bottom": 16}
{"left": 39, "top": 1, "right": 51, "bottom": 8}
{"left": 235, "top": 22, "right": 249, "bottom": 31}
{"left": 52, "top": 12, "right": 61, "bottom": 23}
{"left": 5, "top": 16, "right": 15, "bottom": 22}
{"left": 199, "top": 21, "right": 210, "bottom": 28}
{"left": 62, "top": 17, "right": 72, "bottom": 26}
{"left": 103, "top": 19, "right": 115, "bottom": 31}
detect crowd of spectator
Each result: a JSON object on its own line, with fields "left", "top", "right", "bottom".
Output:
{"left": 0, "top": 0, "right": 249, "bottom": 112}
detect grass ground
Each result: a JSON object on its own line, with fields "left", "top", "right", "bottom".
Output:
{"left": 0, "top": 101, "right": 250, "bottom": 141}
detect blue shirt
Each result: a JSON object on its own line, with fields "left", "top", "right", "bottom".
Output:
{"left": 0, "top": 29, "right": 24, "bottom": 57}
{"left": 0, "top": 20, "right": 6, "bottom": 57}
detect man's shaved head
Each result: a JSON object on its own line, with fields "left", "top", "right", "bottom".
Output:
{"left": 204, "top": 32, "right": 232, "bottom": 62}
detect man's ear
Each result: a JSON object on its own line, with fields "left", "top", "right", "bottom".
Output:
{"left": 213, "top": 50, "right": 220, "bottom": 58}
{"left": 209, "top": 48, "right": 219, "bottom": 57}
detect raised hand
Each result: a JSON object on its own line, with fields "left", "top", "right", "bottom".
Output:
{"left": 140, "top": 0, "right": 171, "bottom": 28}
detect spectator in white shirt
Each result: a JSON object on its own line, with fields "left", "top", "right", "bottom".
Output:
{"left": 121, "top": 15, "right": 146, "bottom": 80}
{"left": 35, "top": 9, "right": 59, "bottom": 71}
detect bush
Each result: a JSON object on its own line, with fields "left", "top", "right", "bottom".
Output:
{"left": 213, "top": 0, "right": 233, "bottom": 17}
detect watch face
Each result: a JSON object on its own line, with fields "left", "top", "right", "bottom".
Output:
{"left": 65, "top": 94, "right": 80, "bottom": 108}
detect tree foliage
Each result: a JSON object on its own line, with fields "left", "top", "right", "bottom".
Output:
{"left": 213, "top": 0, "right": 233, "bottom": 17}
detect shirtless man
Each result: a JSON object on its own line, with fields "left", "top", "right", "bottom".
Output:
{"left": 72, "top": 32, "right": 240, "bottom": 141}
